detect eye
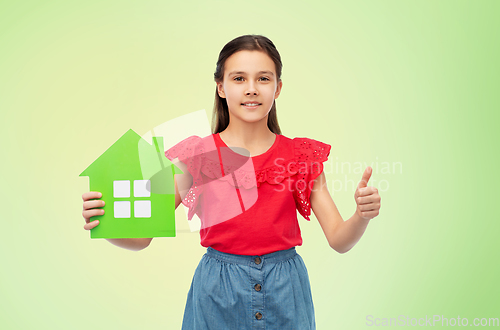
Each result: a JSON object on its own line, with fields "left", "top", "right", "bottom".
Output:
{"left": 234, "top": 76, "right": 244, "bottom": 81}
{"left": 259, "top": 77, "right": 270, "bottom": 81}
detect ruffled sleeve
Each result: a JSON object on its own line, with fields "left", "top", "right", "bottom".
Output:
{"left": 164, "top": 136, "right": 204, "bottom": 220}
{"left": 293, "top": 137, "right": 332, "bottom": 221}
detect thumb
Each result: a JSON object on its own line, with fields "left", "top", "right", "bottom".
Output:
{"left": 357, "top": 166, "right": 372, "bottom": 189}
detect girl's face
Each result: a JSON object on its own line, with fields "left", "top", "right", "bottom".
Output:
{"left": 217, "top": 50, "right": 282, "bottom": 125}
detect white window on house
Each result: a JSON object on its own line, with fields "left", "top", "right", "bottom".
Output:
{"left": 134, "top": 200, "right": 151, "bottom": 218}
{"left": 134, "top": 180, "right": 151, "bottom": 197}
{"left": 114, "top": 201, "right": 131, "bottom": 218}
{"left": 113, "top": 180, "right": 151, "bottom": 218}
{"left": 114, "top": 180, "right": 130, "bottom": 198}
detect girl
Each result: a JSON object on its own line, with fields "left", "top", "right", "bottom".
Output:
{"left": 82, "top": 34, "right": 381, "bottom": 329}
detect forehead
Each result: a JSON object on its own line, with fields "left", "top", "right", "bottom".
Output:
{"left": 224, "top": 50, "right": 276, "bottom": 76}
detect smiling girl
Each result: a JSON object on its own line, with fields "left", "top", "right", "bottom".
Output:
{"left": 82, "top": 34, "right": 381, "bottom": 329}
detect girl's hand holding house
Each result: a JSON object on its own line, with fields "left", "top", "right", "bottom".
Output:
{"left": 354, "top": 167, "right": 381, "bottom": 220}
{"left": 82, "top": 191, "right": 104, "bottom": 230}
{"left": 81, "top": 191, "right": 153, "bottom": 251}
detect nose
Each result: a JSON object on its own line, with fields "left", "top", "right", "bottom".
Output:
{"left": 245, "top": 81, "right": 258, "bottom": 96}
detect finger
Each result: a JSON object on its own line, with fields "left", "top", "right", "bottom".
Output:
{"left": 83, "top": 200, "right": 105, "bottom": 211}
{"left": 357, "top": 186, "right": 378, "bottom": 197}
{"left": 356, "top": 194, "right": 379, "bottom": 205}
{"left": 84, "top": 220, "right": 100, "bottom": 230}
{"left": 82, "top": 209, "right": 105, "bottom": 222}
{"left": 357, "top": 166, "right": 372, "bottom": 189}
{"left": 359, "top": 210, "right": 379, "bottom": 219}
{"left": 358, "top": 202, "right": 380, "bottom": 212}
{"left": 82, "top": 191, "right": 102, "bottom": 201}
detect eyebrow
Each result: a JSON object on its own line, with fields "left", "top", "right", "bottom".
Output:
{"left": 228, "top": 70, "right": 275, "bottom": 77}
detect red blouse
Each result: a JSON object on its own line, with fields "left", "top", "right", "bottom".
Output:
{"left": 165, "top": 133, "right": 331, "bottom": 255}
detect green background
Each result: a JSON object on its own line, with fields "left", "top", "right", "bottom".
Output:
{"left": 1, "top": 0, "right": 498, "bottom": 329}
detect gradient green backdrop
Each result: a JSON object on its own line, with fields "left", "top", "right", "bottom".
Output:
{"left": 1, "top": 1, "right": 498, "bottom": 329}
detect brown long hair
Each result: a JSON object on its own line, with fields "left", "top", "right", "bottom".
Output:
{"left": 211, "top": 34, "right": 283, "bottom": 135}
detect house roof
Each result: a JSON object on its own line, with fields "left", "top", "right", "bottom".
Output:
{"left": 80, "top": 129, "right": 182, "bottom": 182}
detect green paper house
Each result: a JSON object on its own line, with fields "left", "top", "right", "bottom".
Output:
{"left": 79, "top": 129, "right": 183, "bottom": 239}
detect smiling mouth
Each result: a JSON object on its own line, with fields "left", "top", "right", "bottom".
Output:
{"left": 241, "top": 103, "right": 261, "bottom": 107}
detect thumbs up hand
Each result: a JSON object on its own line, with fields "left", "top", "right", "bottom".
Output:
{"left": 354, "top": 166, "right": 381, "bottom": 220}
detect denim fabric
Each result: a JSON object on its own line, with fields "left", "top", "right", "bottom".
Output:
{"left": 181, "top": 246, "right": 316, "bottom": 330}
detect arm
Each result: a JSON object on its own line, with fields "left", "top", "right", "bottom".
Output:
{"left": 105, "top": 237, "right": 153, "bottom": 251}
{"left": 105, "top": 159, "right": 193, "bottom": 251}
{"left": 310, "top": 167, "right": 381, "bottom": 254}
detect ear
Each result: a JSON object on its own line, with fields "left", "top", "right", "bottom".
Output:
{"left": 274, "top": 79, "right": 283, "bottom": 99}
{"left": 217, "top": 82, "right": 226, "bottom": 98}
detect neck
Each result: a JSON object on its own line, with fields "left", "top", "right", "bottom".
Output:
{"left": 219, "top": 120, "right": 275, "bottom": 148}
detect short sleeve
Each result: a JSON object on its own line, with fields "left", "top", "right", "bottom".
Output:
{"left": 165, "top": 135, "right": 204, "bottom": 220}
{"left": 293, "top": 137, "right": 332, "bottom": 221}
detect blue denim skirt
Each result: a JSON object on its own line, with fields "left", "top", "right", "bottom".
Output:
{"left": 181, "top": 246, "right": 316, "bottom": 330}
